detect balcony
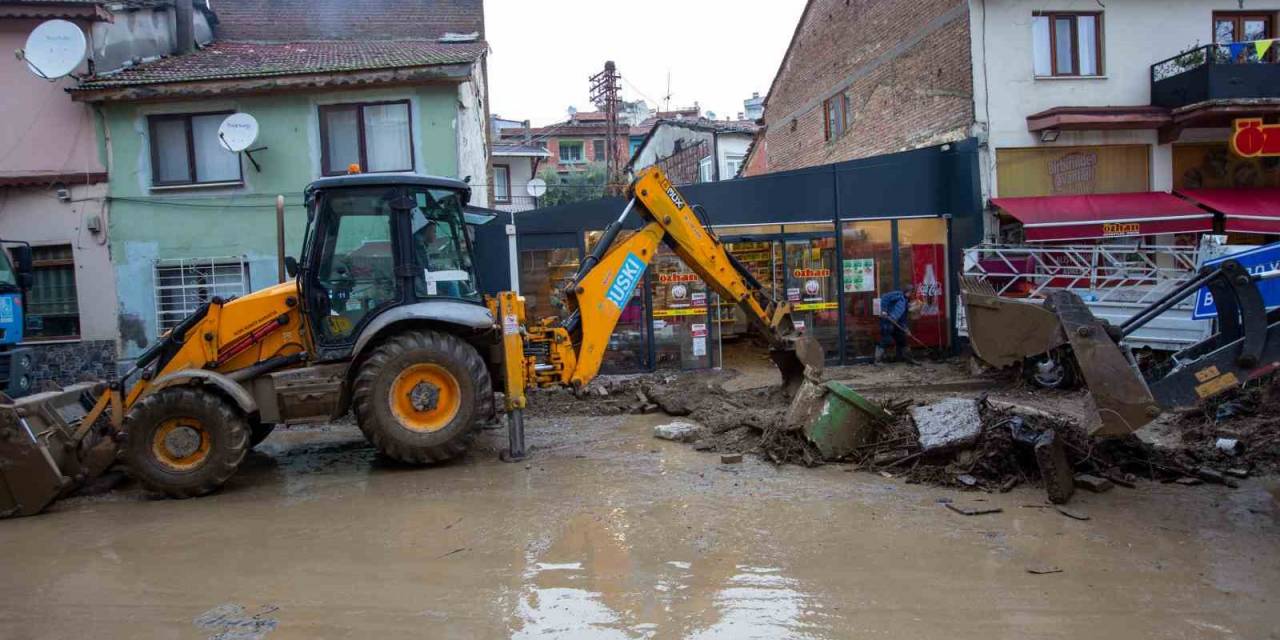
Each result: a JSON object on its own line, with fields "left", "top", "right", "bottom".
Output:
{"left": 1152, "top": 43, "right": 1280, "bottom": 109}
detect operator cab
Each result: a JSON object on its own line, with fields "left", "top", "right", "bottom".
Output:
{"left": 300, "top": 174, "right": 481, "bottom": 359}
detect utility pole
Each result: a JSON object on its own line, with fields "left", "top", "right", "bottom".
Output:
{"left": 590, "top": 60, "right": 622, "bottom": 194}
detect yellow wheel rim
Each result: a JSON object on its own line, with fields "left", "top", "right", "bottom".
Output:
{"left": 152, "top": 417, "right": 211, "bottom": 471}
{"left": 390, "top": 363, "right": 461, "bottom": 433}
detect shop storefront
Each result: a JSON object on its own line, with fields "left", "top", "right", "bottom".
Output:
{"left": 494, "top": 140, "right": 984, "bottom": 373}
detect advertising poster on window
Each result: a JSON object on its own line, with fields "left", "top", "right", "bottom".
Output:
{"left": 842, "top": 258, "right": 875, "bottom": 293}
{"left": 910, "top": 244, "right": 948, "bottom": 348}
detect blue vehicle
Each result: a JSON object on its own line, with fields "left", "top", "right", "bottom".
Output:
{"left": 0, "top": 242, "right": 36, "bottom": 398}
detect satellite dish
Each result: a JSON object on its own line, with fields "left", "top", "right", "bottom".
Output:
{"left": 526, "top": 178, "right": 548, "bottom": 198}
{"left": 217, "top": 113, "right": 260, "bottom": 152}
{"left": 22, "top": 20, "right": 87, "bottom": 80}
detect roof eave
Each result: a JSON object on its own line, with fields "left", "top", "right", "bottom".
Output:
{"left": 71, "top": 61, "right": 476, "bottom": 103}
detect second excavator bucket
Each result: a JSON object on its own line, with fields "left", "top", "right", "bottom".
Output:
{"left": 0, "top": 383, "right": 114, "bottom": 519}
{"left": 959, "top": 277, "right": 1068, "bottom": 368}
{"left": 1045, "top": 291, "right": 1162, "bottom": 437}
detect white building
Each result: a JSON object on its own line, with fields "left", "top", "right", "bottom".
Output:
{"left": 969, "top": 0, "right": 1280, "bottom": 242}
{"left": 627, "top": 118, "right": 758, "bottom": 185}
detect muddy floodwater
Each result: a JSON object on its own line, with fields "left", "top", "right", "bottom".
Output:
{"left": 1, "top": 412, "right": 1278, "bottom": 639}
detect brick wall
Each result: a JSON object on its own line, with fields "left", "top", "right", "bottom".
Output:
{"left": 214, "top": 0, "right": 484, "bottom": 41}
{"left": 763, "top": 0, "right": 974, "bottom": 172}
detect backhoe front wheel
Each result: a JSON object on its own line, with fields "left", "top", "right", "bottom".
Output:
{"left": 123, "top": 387, "right": 249, "bottom": 498}
{"left": 352, "top": 330, "right": 490, "bottom": 464}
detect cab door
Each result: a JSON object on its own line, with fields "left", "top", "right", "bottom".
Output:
{"left": 305, "top": 186, "right": 405, "bottom": 360}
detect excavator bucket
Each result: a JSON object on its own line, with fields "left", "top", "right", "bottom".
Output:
{"left": 0, "top": 383, "right": 112, "bottom": 519}
{"left": 772, "top": 335, "right": 825, "bottom": 395}
{"left": 1045, "top": 291, "right": 1162, "bottom": 437}
{"left": 959, "top": 277, "right": 1067, "bottom": 368}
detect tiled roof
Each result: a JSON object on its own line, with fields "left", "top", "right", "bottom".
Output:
{"left": 75, "top": 40, "right": 486, "bottom": 88}
{"left": 213, "top": 0, "right": 484, "bottom": 42}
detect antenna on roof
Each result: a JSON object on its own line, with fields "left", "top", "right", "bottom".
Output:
{"left": 17, "top": 19, "right": 87, "bottom": 81}
{"left": 663, "top": 70, "right": 672, "bottom": 112}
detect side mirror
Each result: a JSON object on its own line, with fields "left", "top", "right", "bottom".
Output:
{"left": 12, "top": 246, "right": 33, "bottom": 290}
{"left": 284, "top": 256, "right": 299, "bottom": 278}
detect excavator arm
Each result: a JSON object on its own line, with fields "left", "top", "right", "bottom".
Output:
{"left": 492, "top": 166, "right": 823, "bottom": 460}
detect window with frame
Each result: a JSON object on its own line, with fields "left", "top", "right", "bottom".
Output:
{"left": 1033, "top": 12, "right": 1103, "bottom": 77}
{"left": 823, "top": 93, "right": 848, "bottom": 141}
{"left": 494, "top": 164, "right": 511, "bottom": 203}
{"left": 559, "top": 140, "right": 584, "bottom": 164}
{"left": 24, "top": 245, "right": 79, "bottom": 340}
{"left": 319, "top": 100, "right": 414, "bottom": 176}
{"left": 148, "top": 112, "right": 243, "bottom": 187}
{"left": 698, "top": 156, "right": 714, "bottom": 183}
{"left": 1215, "top": 12, "right": 1273, "bottom": 62}
{"left": 154, "top": 258, "right": 250, "bottom": 334}
{"left": 725, "top": 153, "right": 745, "bottom": 178}
{"left": 592, "top": 139, "right": 606, "bottom": 160}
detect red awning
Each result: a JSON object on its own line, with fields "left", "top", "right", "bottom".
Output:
{"left": 991, "top": 192, "right": 1213, "bottom": 242}
{"left": 1177, "top": 188, "right": 1280, "bottom": 234}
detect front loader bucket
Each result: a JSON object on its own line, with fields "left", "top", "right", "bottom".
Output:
{"left": 1046, "top": 291, "right": 1162, "bottom": 437}
{"left": 960, "top": 277, "right": 1067, "bottom": 368}
{"left": 0, "top": 383, "right": 109, "bottom": 518}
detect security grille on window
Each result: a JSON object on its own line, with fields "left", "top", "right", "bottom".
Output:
{"left": 1033, "top": 12, "right": 1103, "bottom": 77}
{"left": 148, "top": 112, "right": 243, "bottom": 187}
{"left": 319, "top": 100, "right": 414, "bottom": 175}
{"left": 154, "top": 258, "right": 250, "bottom": 333}
{"left": 592, "top": 139, "right": 606, "bottom": 160}
{"left": 25, "top": 245, "right": 80, "bottom": 340}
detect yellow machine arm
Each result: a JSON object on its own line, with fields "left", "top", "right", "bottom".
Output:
{"left": 492, "top": 166, "right": 821, "bottom": 458}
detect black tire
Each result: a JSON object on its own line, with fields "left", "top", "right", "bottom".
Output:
{"left": 122, "top": 387, "right": 249, "bottom": 498}
{"left": 1024, "top": 352, "right": 1077, "bottom": 390}
{"left": 248, "top": 420, "right": 276, "bottom": 449}
{"left": 352, "top": 330, "right": 491, "bottom": 464}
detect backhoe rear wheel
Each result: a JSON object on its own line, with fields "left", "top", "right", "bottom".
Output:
{"left": 122, "top": 387, "right": 249, "bottom": 498}
{"left": 352, "top": 330, "right": 490, "bottom": 464}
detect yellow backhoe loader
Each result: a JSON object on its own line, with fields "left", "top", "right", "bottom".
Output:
{"left": 0, "top": 167, "right": 821, "bottom": 518}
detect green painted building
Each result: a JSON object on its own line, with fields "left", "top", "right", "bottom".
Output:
{"left": 71, "top": 5, "right": 491, "bottom": 358}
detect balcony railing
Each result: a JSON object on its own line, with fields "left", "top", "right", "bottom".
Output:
{"left": 1151, "top": 43, "right": 1280, "bottom": 109}
{"left": 493, "top": 195, "right": 540, "bottom": 213}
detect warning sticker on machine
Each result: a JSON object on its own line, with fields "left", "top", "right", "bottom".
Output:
{"left": 691, "top": 323, "right": 708, "bottom": 338}
{"left": 692, "top": 337, "right": 706, "bottom": 357}
{"left": 503, "top": 314, "right": 520, "bottom": 336}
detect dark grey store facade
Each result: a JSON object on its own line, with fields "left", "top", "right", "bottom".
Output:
{"left": 472, "top": 139, "right": 984, "bottom": 373}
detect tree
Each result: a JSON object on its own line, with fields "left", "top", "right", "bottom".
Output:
{"left": 537, "top": 163, "right": 608, "bottom": 207}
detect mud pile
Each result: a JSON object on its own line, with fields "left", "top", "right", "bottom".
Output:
{"left": 1167, "top": 372, "right": 1280, "bottom": 476}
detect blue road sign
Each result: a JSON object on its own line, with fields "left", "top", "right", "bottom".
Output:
{"left": 1192, "top": 241, "right": 1280, "bottom": 319}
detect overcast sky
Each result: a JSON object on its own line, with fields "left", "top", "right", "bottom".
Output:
{"left": 484, "top": 0, "right": 808, "bottom": 126}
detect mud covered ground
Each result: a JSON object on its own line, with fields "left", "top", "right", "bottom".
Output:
{"left": 1, "top": 357, "right": 1278, "bottom": 638}
{"left": 527, "top": 354, "right": 1280, "bottom": 498}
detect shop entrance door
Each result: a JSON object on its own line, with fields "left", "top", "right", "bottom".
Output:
{"left": 719, "top": 227, "right": 840, "bottom": 363}
{"left": 783, "top": 235, "right": 840, "bottom": 360}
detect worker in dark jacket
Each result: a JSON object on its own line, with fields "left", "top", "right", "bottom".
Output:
{"left": 875, "top": 284, "right": 916, "bottom": 364}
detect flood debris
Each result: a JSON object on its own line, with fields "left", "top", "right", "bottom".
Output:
{"left": 525, "top": 361, "right": 1280, "bottom": 502}
{"left": 944, "top": 503, "right": 1002, "bottom": 516}
{"left": 654, "top": 421, "right": 701, "bottom": 442}
{"left": 720, "top": 453, "right": 743, "bottom": 464}
{"left": 1026, "top": 565, "right": 1064, "bottom": 575}
{"left": 910, "top": 398, "right": 982, "bottom": 452}
{"left": 1073, "top": 474, "right": 1115, "bottom": 494}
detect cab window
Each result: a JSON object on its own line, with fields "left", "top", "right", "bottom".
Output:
{"left": 409, "top": 188, "right": 478, "bottom": 301}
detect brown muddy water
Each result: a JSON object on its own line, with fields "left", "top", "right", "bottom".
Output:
{"left": 1, "top": 413, "right": 1277, "bottom": 639}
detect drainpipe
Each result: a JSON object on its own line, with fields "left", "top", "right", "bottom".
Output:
{"left": 174, "top": 0, "right": 195, "bottom": 55}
